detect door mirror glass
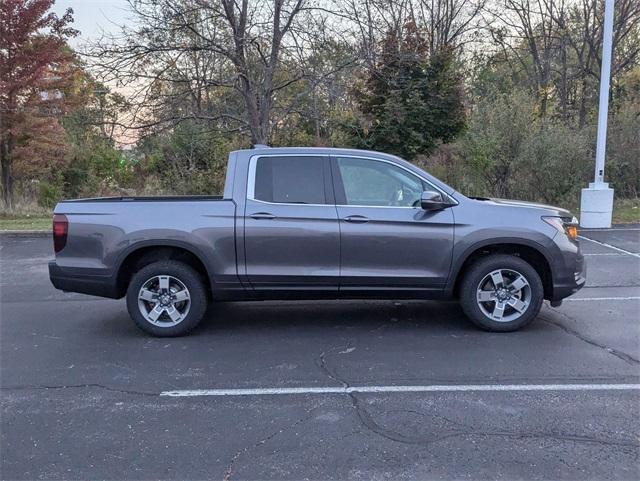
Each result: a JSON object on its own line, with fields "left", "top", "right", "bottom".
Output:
{"left": 420, "top": 190, "right": 449, "bottom": 210}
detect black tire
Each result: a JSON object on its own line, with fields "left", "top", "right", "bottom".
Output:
{"left": 126, "top": 260, "right": 208, "bottom": 337}
{"left": 459, "top": 254, "right": 544, "bottom": 332}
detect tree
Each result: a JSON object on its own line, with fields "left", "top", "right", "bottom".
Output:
{"left": 89, "top": 0, "right": 331, "bottom": 146}
{"left": 488, "top": 0, "right": 565, "bottom": 117}
{"left": 0, "top": 0, "right": 77, "bottom": 208}
{"left": 339, "top": 0, "right": 486, "bottom": 69}
{"left": 61, "top": 74, "right": 132, "bottom": 200}
{"left": 354, "top": 22, "right": 466, "bottom": 159}
{"left": 270, "top": 39, "right": 359, "bottom": 146}
{"left": 488, "top": 0, "right": 640, "bottom": 121}
{"left": 560, "top": 0, "right": 640, "bottom": 125}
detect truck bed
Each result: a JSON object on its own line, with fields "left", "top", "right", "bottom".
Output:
{"left": 61, "top": 195, "right": 225, "bottom": 203}
{"left": 52, "top": 196, "right": 238, "bottom": 296}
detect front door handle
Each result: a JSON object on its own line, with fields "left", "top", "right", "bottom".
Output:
{"left": 343, "top": 215, "right": 369, "bottom": 223}
{"left": 250, "top": 212, "right": 275, "bottom": 220}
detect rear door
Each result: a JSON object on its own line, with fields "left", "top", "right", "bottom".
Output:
{"left": 243, "top": 155, "right": 340, "bottom": 291}
{"left": 331, "top": 155, "right": 454, "bottom": 292}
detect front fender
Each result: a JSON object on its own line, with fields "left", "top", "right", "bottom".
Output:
{"left": 445, "top": 230, "right": 561, "bottom": 295}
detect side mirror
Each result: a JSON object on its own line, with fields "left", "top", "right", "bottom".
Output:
{"left": 420, "top": 190, "right": 450, "bottom": 211}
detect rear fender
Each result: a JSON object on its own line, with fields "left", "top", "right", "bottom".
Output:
{"left": 113, "top": 237, "right": 219, "bottom": 295}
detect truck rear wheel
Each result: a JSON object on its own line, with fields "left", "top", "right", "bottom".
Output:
{"left": 459, "top": 254, "right": 544, "bottom": 332}
{"left": 126, "top": 260, "right": 208, "bottom": 337}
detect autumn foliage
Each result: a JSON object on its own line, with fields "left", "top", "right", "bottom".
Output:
{"left": 0, "top": 0, "right": 77, "bottom": 208}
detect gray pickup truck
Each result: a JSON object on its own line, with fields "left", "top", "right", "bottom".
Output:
{"left": 49, "top": 146, "right": 585, "bottom": 336}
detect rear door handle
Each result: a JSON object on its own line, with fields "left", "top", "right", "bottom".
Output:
{"left": 343, "top": 215, "right": 369, "bottom": 223}
{"left": 250, "top": 212, "right": 275, "bottom": 220}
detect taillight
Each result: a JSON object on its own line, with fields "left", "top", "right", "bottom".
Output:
{"left": 53, "top": 214, "right": 68, "bottom": 253}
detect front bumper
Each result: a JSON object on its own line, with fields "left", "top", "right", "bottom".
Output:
{"left": 551, "top": 250, "right": 586, "bottom": 301}
{"left": 49, "top": 261, "right": 122, "bottom": 299}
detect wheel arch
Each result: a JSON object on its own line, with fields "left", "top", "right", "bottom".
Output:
{"left": 449, "top": 239, "right": 555, "bottom": 300}
{"left": 115, "top": 240, "right": 213, "bottom": 297}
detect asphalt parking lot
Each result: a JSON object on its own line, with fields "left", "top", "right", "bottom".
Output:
{"left": 1, "top": 227, "right": 639, "bottom": 480}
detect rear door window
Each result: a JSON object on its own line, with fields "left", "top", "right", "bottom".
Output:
{"left": 252, "top": 156, "right": 328, "bottom": 204}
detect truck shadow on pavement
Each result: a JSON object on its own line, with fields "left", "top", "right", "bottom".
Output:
{"left": 92, "top": 298, "right": 563, "bottom": 339}
{"left": 191, "top": 299, "right": 547, "bottom": 336}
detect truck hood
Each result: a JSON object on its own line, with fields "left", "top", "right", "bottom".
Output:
{"left": 471, "top": 197, "right": 574, "bottom": 217}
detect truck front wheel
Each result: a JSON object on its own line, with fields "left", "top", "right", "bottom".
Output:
{"left": 459, "top": 254, "right": 544, "bottom": 332}
{"left": 126, "top": 260, "right": 208, "bottom": 337}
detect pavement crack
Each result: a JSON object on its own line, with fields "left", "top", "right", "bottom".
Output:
{"left": 222, "top": 407, "right": 318, "bottom": 481}
{"left": 541, "top": 311, "right": 639, "bottom": 365}
{"left": 317, "top": 332, "right": 639, "bottom": 451}
{"left": 472, "top": 431, "right": 640, "bottom": 449}
{"left": 0, "top": 383, "right": 158, "bottom": 396}
{"left": 384, "top": 408, "right": 475, "bottom": 432}
{"left": 348, "top": 393, "right": 429, "bottom": 445}
{"left": 224, "top": 340, "right": 350, "bottom": 480}
{"left": 348, "top": 395, "right": 639, "bottom": 450}
{"left": 316, "top": 343, "right": 352, "bottom": 388}
{"left": 316, "top": 342, "right": 638, "bottom": 453}
{"left": 316, "top": 344, "right": 417, "bottom": 447}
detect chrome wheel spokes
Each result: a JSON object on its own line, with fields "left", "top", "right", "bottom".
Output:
{"left": 476, "top": 269, "right": 531, "bottom": 322}
{"left": 137, "top": 275, "right": 191, "bottom": 327}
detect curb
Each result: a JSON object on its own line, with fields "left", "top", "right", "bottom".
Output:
{"left": 0, "top": 230, "right": 50, "bottom": 237}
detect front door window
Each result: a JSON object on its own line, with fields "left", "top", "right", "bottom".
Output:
{"left": 335, "top": 157, "right": 426, "bottom": 207}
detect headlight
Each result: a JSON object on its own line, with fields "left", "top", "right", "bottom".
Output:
{"left": 542, "top": 216, "right": 579, "bottom": 240}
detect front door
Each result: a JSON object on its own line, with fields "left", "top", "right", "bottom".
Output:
{"left": 331, "top": 156, "right": 455, "bottom": 292}
{"left": 243, "top": 155, "right": 340, "bottom": 291}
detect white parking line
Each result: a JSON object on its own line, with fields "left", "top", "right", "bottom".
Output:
{"left": 563, "top": 296, "right": 640, "bottom": 302}
{"left": 583, "top": 253, "right": 624, "bottom": 256}
{"left": 580, "top": 228, "right": 640, "bottom": 232}
{"left": 160, "top": 383, "right": 640, "bottom": 397}
{"left": 578, "top": 235, "right": 640, "bottom": 258}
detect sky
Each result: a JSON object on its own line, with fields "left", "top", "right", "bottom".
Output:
{"left": 52, "top": 0, "right": 132, "bottom": 47}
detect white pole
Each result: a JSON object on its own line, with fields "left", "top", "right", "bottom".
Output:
{"left": 580, "top": 0, "right": 615, "bottom": 228}
{"left": 594, "top": 0, "right": 615, "bottom": 185}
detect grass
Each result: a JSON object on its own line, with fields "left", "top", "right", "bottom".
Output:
{"left": 0, "top": 214, "right": 51, "bottom": 231}
{"left": 611, "top": 198, "right": 640, "bottom": 224}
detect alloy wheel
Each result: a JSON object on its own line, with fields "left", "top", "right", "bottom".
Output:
{"left": 476, "top": 269, "right": 531, "bottom": 322}
{"left": 137, "top": 275, "right": 191, "bottom": 327}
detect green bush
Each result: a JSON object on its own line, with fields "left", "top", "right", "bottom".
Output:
{"left": 518, "top": 122, "right": 591, "bottom": 204}
{"left": 37, "top": 181, "right": 63, "bottom": 209}
{"left": 422, "top": 90, "right": 601, "bottom": 206}
{"left": 137, "top": 121, "right": 241, "bottom": 195}
{"left": 461, "top": 90, "right": 538, "bottom": 199}
{"left": 606, "top": 101, "right": 640, "bottom": 198}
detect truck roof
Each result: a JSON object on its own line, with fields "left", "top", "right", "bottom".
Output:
{"left": 232, "top": 146, "right": 405, "bottom": 161}
{"left": 231, "top": 146, "right": 456, "bottom": 195}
